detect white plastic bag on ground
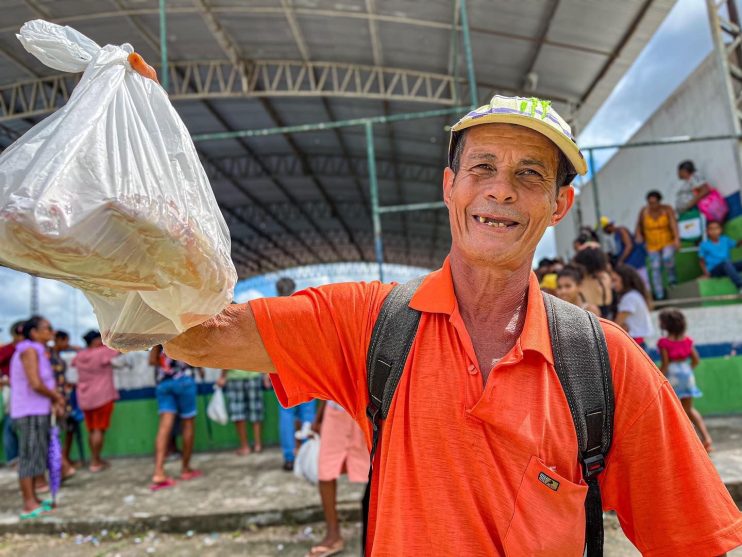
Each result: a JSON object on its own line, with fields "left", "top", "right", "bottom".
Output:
{"left": 0, "top": 20, "right": 236, "bottom": 351}
{"left": 293, "top": 433, "right": 320, "bottom": 485}
{"left": 207, "top": 387, "right": 229, "bottom": 426}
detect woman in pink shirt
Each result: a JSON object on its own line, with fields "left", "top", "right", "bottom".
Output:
{"left": 71, "top": 330, "right": 119, "bottom": 473}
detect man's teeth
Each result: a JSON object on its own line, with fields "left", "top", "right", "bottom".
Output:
{"left": 476, "top": 215, "right": 512, "bottom": 227}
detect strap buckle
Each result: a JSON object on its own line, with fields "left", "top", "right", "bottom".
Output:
{"left": 366, "top": 403, "right": 381, "bottom": 432}
{"left": 582, "top": 454, "right": 605, "bottom": 480}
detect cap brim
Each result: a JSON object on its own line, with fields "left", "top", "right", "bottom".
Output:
{"left": 448, "top": 113, "right": 588, "bottom": 176}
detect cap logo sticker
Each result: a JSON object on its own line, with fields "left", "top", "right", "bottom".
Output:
{"left": 538, "top": 471, "right": 560, "bottom": 491}
{"left": 519, "top": 97, "right": 551, "bottom": 120}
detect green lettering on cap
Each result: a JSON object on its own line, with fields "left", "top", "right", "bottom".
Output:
{"left": 539, "top": 99, "right": 551, "bottom": 120}
{"left": 519, "top": 97, "right": 550, "bottom": 119}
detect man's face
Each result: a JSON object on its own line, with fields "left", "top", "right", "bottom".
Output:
{"left": 55, "top": 337, "right": 70, "bottom": 350}
{"left": 707, "top": 222, "right": 722, "bottom": 241}
{"left": 443, "top": 124, "right": 573, "bottom": 269}
{"left": 604, "top": 223, "right": 615, "bottom": 234}
{"left": 678, "top": 169, "right": 691, "bottom": 180}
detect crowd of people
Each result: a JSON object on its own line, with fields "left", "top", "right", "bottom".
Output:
{"left": 580, "top": 159, "right": 739, "bottom": 301}
{"left": 536, "top": 162, "right": 733, "bottom": 456}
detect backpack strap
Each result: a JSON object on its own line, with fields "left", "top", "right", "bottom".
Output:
{"left": 542, "top": 292, "right": 615, "bottom": 557}
{"left": 361, "top": 276, "right": 424, "bottom": 555}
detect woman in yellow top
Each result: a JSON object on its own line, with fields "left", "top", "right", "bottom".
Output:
{"left": 635, "top": 190, "right": 680, "bottom": 300}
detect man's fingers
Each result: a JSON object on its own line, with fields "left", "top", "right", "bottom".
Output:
{"left": 128, "top": 52, "right": 159, "bottom": 83}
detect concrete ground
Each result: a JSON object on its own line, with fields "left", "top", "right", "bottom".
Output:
{"left": 0, "top": 416, "right": 739, "bottom": 555}
{"left": 0, "top": 518, "right": 646, "bottom": 556}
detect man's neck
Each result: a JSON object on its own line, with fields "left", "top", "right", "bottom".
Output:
{"left": 448, "top": 250, "right": 532, "bottom": 346}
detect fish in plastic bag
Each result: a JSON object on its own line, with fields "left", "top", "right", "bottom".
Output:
{"left": 0, "top": 20, "right": 237, "bottom": 351}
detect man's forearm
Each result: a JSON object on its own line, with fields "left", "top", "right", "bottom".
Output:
{"left": 165, "top": 303, "right": 275, "bottom": 372}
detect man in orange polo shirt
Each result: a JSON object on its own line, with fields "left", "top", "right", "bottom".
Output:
{"left": 165, "top": 95, "right": 742, "bottom": 555}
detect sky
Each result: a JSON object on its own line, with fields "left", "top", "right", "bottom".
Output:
{"left": 0, "top": 0, "right": 716, "bottom": 343}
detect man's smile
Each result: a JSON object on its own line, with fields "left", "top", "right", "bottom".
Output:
{"left": 471, "top": 212, "right": 521, "bottom": 230}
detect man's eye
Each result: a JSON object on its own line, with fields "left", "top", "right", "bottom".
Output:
{"left": 520, "top": 169, "right": 542, "bottom": 177}
{"left": 475, "top": 164, "right": 493, "bottom": 171}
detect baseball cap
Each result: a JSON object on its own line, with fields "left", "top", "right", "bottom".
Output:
{"left": 448, "top": 95, "right": 588, "bottom": 181}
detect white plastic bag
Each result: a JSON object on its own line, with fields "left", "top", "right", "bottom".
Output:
{"left": 0, "top": 20, "right": 237, "bottom": 351}
{"left": 293, "top": 433, "right": 320, "bottom": 485}
{"left": 207, "top": 386, "right": 229, "bottom": 426}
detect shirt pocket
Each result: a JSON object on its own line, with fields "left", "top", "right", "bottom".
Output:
{"left": 503, "top": 455, "right": 588, "bottom": 557}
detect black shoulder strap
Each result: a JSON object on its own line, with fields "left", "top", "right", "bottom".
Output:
{"left": 542, "top": 292, "right": 615, "bottom": 557}
{"left": 361, "top": 276, "right": 424, "bottom": 555}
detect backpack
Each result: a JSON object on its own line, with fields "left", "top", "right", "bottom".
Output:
{"left": 362, "top": 277, "right": 615, "bottom": 556}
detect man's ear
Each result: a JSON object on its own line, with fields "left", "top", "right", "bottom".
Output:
{"left": 443, "top": 167, "right": 456, "bottom": 208}
{"left": 550, "top": 185, "right": 575, "bottom": 226}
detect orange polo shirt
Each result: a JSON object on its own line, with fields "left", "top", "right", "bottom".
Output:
{"left": 251, "top": 259, "right": 742, "bottom": 556}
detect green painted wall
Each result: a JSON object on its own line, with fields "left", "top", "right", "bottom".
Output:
{"left": 693, "top": 355, "right": 742, "bottom": 415}
{"left": 1, "top": 392, "right": 283, "bottom": 462}
{"left": 72, "top": 392, "right": 283, "bottom": 459}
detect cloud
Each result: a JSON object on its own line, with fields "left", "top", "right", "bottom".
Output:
{"left": 0, "top": 267, "right": 99, "bottom": 343}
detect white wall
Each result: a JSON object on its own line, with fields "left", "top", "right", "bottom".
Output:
{"left": 556, "top": 54, "right": 742, "bottom": 257}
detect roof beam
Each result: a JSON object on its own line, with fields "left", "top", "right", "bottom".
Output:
{"left": 4, "top": 7, "right": 612, "bottom": 59}
{"left": 580, "top": 0, "right": 654, "bottom": 105}
{"left": 112, "top": 0, "right": 160, "bottom": 55}
{"left": 520, "top": 0, "right": 561, "bottom": 91}
{"left": 1, "top": 59, "right": 579, "bottom": 123}
{"left": 193, "top": 0, "right": 249, "bottom": 93}
{"left": 23, "top": 0, "right": 50, "bottom": 18}
{"left": 201, "top": 152, "right": 442, "bottom": 183}
{"left": 0, "top": 61, "right": 461, "bottom": 122}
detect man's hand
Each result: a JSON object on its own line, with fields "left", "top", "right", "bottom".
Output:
{"left": 53, "top": 400, "right": 66, "bottom": 418}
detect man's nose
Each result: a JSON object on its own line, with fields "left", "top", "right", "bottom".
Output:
{"left": 483, "top": 173, "right": 518, "bottom": 203}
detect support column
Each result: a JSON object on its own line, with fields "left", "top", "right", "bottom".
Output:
{"left": 705, "top": 0, "right": 742, "bottom": 193}
{"left": 365, "top": 122, "right": 385, "bottom": 281}
{"left": 588, "top": 149, "right": 603, "bottom": 237}
{"left": 159, "top": 0, "right": 169, "bottom": 91}
{"left": 30, "top": 276, "right": 39, "bottom": 315}
{"left": 459, "top": 0, "right": 478, "bottom": 109}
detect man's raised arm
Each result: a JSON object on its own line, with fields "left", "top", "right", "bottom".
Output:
{"left": 164, "top": 303, "right": 274, "bottom": 373}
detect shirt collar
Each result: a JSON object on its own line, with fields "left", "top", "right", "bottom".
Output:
{"left": 409, "top": 257, "right": 554, "bottom": 366}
